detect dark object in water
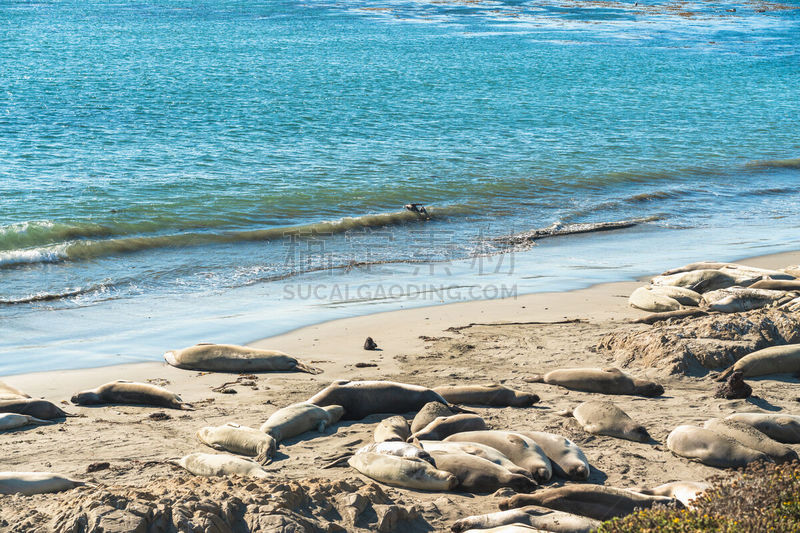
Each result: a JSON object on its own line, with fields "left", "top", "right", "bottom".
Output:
{"left": 364, "top": 337, "right": 378, "bottom": 350}
{"left": 714, "top": 371, "right": 752, "bottom": 400}
{"left": 404, "top": 203, "right": 428, "bottom": 216}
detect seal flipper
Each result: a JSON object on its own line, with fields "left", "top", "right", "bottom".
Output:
{"left": 293, "top": 361, "right": 323, "bottom": 375}
{"left": 446, "top": 403, "right": 476, "bottom": 415}
{"left": 321, "top": 452, "right": 353, "bottom": 469}
{"left": 255, "top": 450, "right": 273, "bottom": 466}
{"left": 524, "top": 374, "right": 544, "bottom": 383}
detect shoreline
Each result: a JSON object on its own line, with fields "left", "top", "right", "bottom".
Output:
{"left": 6, "top": 248, "right": 800, "bottom": 393}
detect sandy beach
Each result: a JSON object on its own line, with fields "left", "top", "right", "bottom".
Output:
{"left": 2, "top": 250, "right": 800, "bottom": 531}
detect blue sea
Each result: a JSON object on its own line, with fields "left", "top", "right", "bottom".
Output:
{"left": 1, "top": 0, "right": 799, "bottom": 375}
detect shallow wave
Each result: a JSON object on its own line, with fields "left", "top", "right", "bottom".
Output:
{"left": 746, "top": 158, "right": 800, "bottom": 170}
{"left": 0, "top": 207, "right": 470, "bottom": 268}
{"left": 490, "top": 217, "right": 659, "bottom": 248}
{"left": 0, "top": 284, "right": 111, "bottom": 305}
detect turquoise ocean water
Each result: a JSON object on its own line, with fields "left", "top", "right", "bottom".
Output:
{"left": 1, "top": 0, "right": 799, "bottom": 375}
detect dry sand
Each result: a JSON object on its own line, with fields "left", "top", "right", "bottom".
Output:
{"left": 2, "top": 251, "right": 800, "bottom": 531}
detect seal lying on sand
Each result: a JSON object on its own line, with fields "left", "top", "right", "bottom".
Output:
{"left": 348, "top": 452, "right": 456, "bottom": 491}
{"left": 498, "top": 485, "right": 678, "bottom": 520}
{"left": 0, "top": 381, "right": 29, "bottom": 401}
{"left": 428, "top": 451, "right": 537, "bottom": 493}
{"left": 174, "top": 453, "right": 269, "bottom": 478}
{"left": 374, "top": 416, "right": 411, "bottom": 443}
{"left": 164, "top": 343, "right": 321, "bottom": 374}
{"left": 632, "top": 308, "right": 707, "bottom": 325}
{"left": 666, "top": 425, "right": 771, "bottom": 468}
{"left": 197, "top": 423, "right": 277, "bottom": 464}
{"left": 419, "top": 441, "right": 532, "bottom": 477}
{"left": 260, "top": 402, "right": 344, "bottom": 443}
{"left": 716, "top": 344, "right": 800, "bottom": 381}
{"left": 411, "top": 401, "right": 454, "bottom": 433}
{"left": 432, "top": 384, "right": 539, "bottom": 407}
{"left": 725, "top": 413, "right": 800, "bottom": 444}
{"left": 323, "top": 441, "right": 435, "bottom": 469}
{"left": 0, "top": 399, "right": 72, "bottom": 420}
{"left": 637, "top": 481, "right": 710, "bottom": 509}
{"left": 702, "top": 287, "right": 786, "bottom": 313}
{"left": 562, "top": 401, "right": 650, "bottom": 442}
{"left": 629, "top": 286, "right": 702, "bottom": 312}
{"left": 451, "top": 506, "right": 600, "bottom": 533}
{"left": 703, "top": 418, "right": 797, "bottom": 463}
{"left": 0, "top": 472, "right": 86, "bottom": 496}
{"left": 445, "top": 430, "right": 552, "bottom": 483}
{"left": 660, "top": 262, "right": 795, "bottom": 280}
{"left": 308, "top": 380, "right": 451, "bottom": 420}
{"left": 527, "top": 367, "right": 664, "bottom": 397}
{"left": 650, "top": 269, "right": 740, "bottom": 293}
{"left": 71, "top": 380, "right": 191, "bottom": 410}
{"left": 519, "top": 431, "right": 590, "bottom": 481}
{"left": 411, "top": 414, "right": 488, "bottom": 441}
{"left": 460, "top": 526, "right": 542, "bottom": 533}
{"left": 0, "top": 413, "right": 55, "bottom": 431}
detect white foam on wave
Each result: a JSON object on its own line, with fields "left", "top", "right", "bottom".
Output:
{"left": 0, "top": 244, "right": 69, "bottom": 267}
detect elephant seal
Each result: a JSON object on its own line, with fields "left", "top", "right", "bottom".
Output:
{"left": 519, "top": 431, "right": 590, "bottom": 481}
{"left": 428, "top": 451, "right": 537, "bottom": 494}
{"left": 661, "top": 262, "right": 794, "bottom": 280}
{"left": 498, "top": 485, "right": 678, "bottom": 520}
{"left": 650, "top": 269, "right": 740, "bottom": 293}
{"left": 445, "top": 431, "right": 552, "bottom": 483}
{"left": 725, "top": 413, "right": 800, "bottom": 444}
{"left": 348, "top": 452, "right": 456, "bottom": 491}
{"left": 528, "top": 367, "right": 664, "bottom": 397}
{"left": 750, "top": 279, "right": 800, "bottom": 291}
{"left": 355, "top": 441, "right": 435, "bottom": 464}
{"left": 419, "top": 441, "right": 532, "bottom": 477}
{"left": 0, "top": 399, "right": 72, "bottom": 420}
{"left": 702, "top": 287, "right": 786, "bottom": 313}
{"left": 716, "top": 344, "right": 800, "bottom": 381}
{"left": 629, "top": 286, "right": 680, "bottom": 313}
{"left": 197, "top": 423, "right": 277, "bottom": 464}
{"left": 637, "top": 481, "right": 710, "bottom": 509}
{"left": 411, "top": 401, "right": 454, "bottom": 433}
{"left": 0, "top": 413, "right": 55, "bottom": 431}
{"left": 633, "top": 308, "right": 707, "bottom": 325}
{"left": 451, "top": 506, "right": 600, "bottom": 533}
{"left": 411, "top": 414, "right": 488, "bottom": 441}
{"left": 175, "top": 453, "right": 269, "bottom": 478}
{"left": 666, "top": 425, "right": 771, "bottom": 468}
{"left": 0, "top": 381, "right": 29, "bottom": 401}
{"left": 0, "top": 472, "right": 86, "bottom": 495}
{"left": 259, "top": 402, "right": 344, "bottom": 442}
{"left": 307, "top": 380, "right": 451, "bottom": 420}
{"left": 703, "top": 418, "right": 797, "bottom": 463}
{"left": 164, "top": 343, "right": 321, "bottom": 374}
{"left": 71, "top": 380, "right": 191, "bottom": 410}
{"left": 564, "top": 401, "right": 649, "bottom": 442}
{"left": 432, "top": 384, "right": 539, "bottom": 407}
{"left": 374, "top": 416, "right": 411, "bottom": 443}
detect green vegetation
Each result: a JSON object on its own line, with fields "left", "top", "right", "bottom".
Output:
{"left": 598, "top": 461, "right": 800, "bottom": 533}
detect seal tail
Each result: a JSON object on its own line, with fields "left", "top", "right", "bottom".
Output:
{"left": 715, "top": 366, "right": 735, "bottom": 382}
{"left": 255, "top": 450, "right": 273, "bottom": 466}
{"left": 294, "top": 361, "right": 323, "bottom": 375}
{"left": 446, "top": 403, "right": 476, "bottom": 415}
{"left": 321, "top": 453, "right": 353, "bottom": 469}
{"left": 524, "top": 374, "right": 544, "bottom": 384}
{"left": 556, "top": 408, "right": 574, "bottom": 418}
{"left": 180, "top": 403, "right": 196, "bottom": 411}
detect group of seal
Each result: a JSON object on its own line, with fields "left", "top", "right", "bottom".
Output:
{"left": 667, "top": 412, "right": 800, "bottom": 468}
{"left": 629, "top": 261, "right": 798, "bottom": 314}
